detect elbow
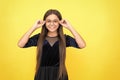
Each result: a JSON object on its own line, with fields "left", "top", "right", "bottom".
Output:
{"left": 79, "top": 43, "right": 86, "bottom": 49}
{"left": 17, "top": 42, "right": 24, "bottom": 48}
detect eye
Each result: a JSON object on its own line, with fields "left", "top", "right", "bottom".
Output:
{"left": 46, "top": 20, "right": 51, "bottom": 23}
{"left": 54, "top": 20, "right": 58, "bottom": 23}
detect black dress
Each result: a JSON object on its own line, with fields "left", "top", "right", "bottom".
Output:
{"left": 23, "top": 33, "right": 80, "bottom": 80}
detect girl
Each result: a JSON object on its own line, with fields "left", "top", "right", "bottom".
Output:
{"left": 18, "top": 9, "right": 86, "bottom": 80}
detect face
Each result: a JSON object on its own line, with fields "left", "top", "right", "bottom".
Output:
{"left": 45, "top": 14, "right": 60, "bottom": 33}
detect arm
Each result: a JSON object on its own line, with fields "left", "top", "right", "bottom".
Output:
{"left": 17, "top": 20, "right": 45, "bottom": 48}
{"left": 59, "top": 19, "right": 86, "bottom": 48}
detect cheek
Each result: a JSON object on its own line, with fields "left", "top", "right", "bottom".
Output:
{"left": 55, "top": 25, "right": 59, "bottom": 30}
{"left": 45, "top": 23, "right": 49, "bottom": 28}
{"left": 55, "top": 23, "right": 60, "bottom": 27}
{"left": 56, "top": 24, "right": 59, "bottom": 28}
{"left": 45, "top": 23, "right": 48, "bottom": 26}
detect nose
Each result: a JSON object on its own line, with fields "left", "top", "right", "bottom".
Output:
{"left": 49, "top": 21, "right": 54, "bottom": 25}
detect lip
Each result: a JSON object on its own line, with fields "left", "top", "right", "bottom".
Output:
{"left": 48, "top": 27, "right": 56, "bottom": 30}
{"left": 48, "top": 26, "right": 56, "bottom": 28}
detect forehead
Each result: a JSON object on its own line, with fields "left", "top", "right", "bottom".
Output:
{"left": 46, "top": 14, "right": 59, "bottom": 20}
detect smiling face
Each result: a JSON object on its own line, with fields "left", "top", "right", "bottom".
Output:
{"left": 45, "top": 14, "right": 60, "bottom": 33}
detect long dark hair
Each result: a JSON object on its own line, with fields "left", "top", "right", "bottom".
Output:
{"left": 36, "top": 9, "right": 67, "bottom": 79}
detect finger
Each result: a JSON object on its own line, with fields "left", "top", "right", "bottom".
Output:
{"left": 59, "top": 20, "right": 63, "bottom": 25}
{"left": 38, "top": 20, "right": 44, "bottom": 24}
{"left": 60, "top": 19, "right": 65, "bottom": 24}
{"left": 61, "top": 19, "right": 64, "bottom": 23}
{"left": 63, "top": 19, "right": 67, "bottom": 23}
{"left": 42, "top": 21, "right": 45, "bottom": 25}
{"left": 37, "top": 20, "right": 41, "bottom": 24}
{"left": 59, "top": 21, "right": 62, "bottom": 24}
{"left": 61, "top": 19, "right": 66, "bottom": 24}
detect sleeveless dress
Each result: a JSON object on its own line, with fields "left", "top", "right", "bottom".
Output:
{"left": 23, "top": 33, "right": 80, "bottom": 80}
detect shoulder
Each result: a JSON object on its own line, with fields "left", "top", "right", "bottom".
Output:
{"left": 29, "top": 33, "right": 40, "bottom": 40}
{"left": 64, "top": 34, "right": 80, "bottom": 48}
{"left": 64, "top": 34, "right": 72, "bottom": 39}
{"left": 32, "top": 33, "right": 40, "bottom": 37}
{"left": 64, "top": 34, "right": 75, "bottom": 42}
{"left": 34, "top": 33, "right": 40, "bottom": 36}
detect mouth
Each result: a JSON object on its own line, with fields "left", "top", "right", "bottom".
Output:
{"left": 48, "top": 26, "right": 56, "bottom": 29}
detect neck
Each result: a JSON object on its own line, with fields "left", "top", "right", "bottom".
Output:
{"left": 47, "top": 31, "right": 58, "bottom": 37}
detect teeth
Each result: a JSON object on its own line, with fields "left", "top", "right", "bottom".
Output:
{"left": 50, "top": 27, "right": 54, "bottom": 28}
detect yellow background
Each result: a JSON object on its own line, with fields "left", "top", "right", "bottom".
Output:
{"left": 0, "top": 0, "right": 120, "bottom": 80}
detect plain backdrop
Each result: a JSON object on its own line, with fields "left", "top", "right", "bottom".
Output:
{"left": 0, "top": 0, "right": 120, "bottom": 80}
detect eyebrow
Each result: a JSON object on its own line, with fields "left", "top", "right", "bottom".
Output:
{"left": 45, "top": 19, "right": 59, "bottom": 21}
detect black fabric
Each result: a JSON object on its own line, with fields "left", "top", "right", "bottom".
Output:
{"left": 34, "top": 67, "right": 68, "bottom": 80}
{"left": 65, "top": 34, "right": 80, "bottom": 48}
{"left": 23, "top": 33, "right": 80, "bottom": 80}
{"left": 40, "top": 39, "right": 60, "bottom": 67}
{"left": 23, "top": 33, "right": 80, "bottom": 48}
{"left": 23, "top": 33, "right": 39, "bottom": 48}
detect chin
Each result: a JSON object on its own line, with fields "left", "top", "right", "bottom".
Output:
{"left": 48, "top": 30, "right": 57, "bottom": 32}
{"left": 47, "top": 28, "right": 58, "bottom": 32}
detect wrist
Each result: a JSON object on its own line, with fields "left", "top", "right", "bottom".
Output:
{"left": 68, "top": 25, "right": 74, "bottom": 31}
{"left": 32, "top": 24, "right": 38, "bottom": 29}
{"left": 31, "top": 26, "right": 37, "bottom": 32}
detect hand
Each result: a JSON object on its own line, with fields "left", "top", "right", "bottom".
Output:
{"left": 33, "top": 20, "right": 45, "bottom": 29}
{"left": 59, "top": 19, "right": 72, "bottom": 30}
